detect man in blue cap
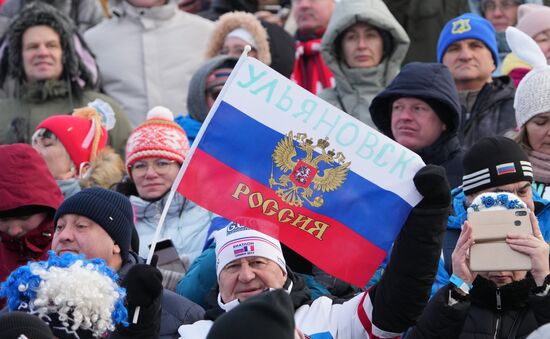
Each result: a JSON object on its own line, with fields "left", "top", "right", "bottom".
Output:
{"left": 437, "top": 13, "right": 516, "bottom": 149}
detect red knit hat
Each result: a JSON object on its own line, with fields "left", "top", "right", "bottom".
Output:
{"left": 125, "top": 106, "right": 190, "bottom": 175}
{"left": 35, "top": 99, "right": 115, "bottom": 175}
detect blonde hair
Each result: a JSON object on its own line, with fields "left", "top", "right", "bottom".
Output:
{"left": 80, "top": 147, "right": 125, "bottom": 190}
{"left": 72, "top": 106, "right": 105, "bottom": 163}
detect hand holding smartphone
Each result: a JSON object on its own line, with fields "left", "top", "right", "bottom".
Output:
{"left": 468, "top": 208, "right": 533, "bottom": 272}
{"left": 148, "top": 239, "right": 187, "bottom": 273}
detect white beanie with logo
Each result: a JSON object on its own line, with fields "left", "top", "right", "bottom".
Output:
{"left": 214, "top": 222, "right": 287, "bottom": 278}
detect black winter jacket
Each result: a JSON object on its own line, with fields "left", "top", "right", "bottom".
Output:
{"left": 370, "top": 63, "right": 464, "bottom": 189}
{"left": 418, "top": 135, "right": 463, "bottom": 189}
{"left": 460, "top": 76, "right": 516, "bottom": 149}
{"left": 407, "top": 275, "right": 550, "bottom": 339}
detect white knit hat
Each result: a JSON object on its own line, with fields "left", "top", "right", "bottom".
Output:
{"left": 214, "top": 222, "right": 286, "bottom": 278}
{"left": 506, "top": 27, "right": 550, "bottom": 127}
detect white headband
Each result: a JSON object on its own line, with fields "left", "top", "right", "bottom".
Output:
{"left": 226, "top": 28, "right": 257, "bottom": 50}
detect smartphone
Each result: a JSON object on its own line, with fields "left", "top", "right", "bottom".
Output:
{"left": 148, "top": 239, "right": 187, "bottom": 272}
{"left": 468, "top": 208, "right": 532, "bottom": 272}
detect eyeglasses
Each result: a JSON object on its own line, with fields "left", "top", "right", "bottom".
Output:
{"left": 131, "top": 159, "right": 177, "bottom": 177}
{"left": 482, "top": 0, "right": 520, "bottom": 12}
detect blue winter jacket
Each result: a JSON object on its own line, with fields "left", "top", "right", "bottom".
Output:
{"left": 431, "top": 185, "right": 550, "bottom": 296}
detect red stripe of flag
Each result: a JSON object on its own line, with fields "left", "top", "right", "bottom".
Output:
{"left": 179, "top": 148, "right": 386, "bottom": 287}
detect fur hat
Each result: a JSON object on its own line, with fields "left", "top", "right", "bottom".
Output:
{"left": 516, "top": 4, "right": 550, "bottom": 38}
{"left": 462, "top": 136, "right": 533, "bottom": 195}
{"left": 0, "top": 2, "right": 94, "bottom": 88}
{"left": 506, "top": 27, "right": 550, "bottom": 128}
{"left": 437, "top": 13, "right": 499, "bottom": 67}
{"left": 206, "top": 11, "right": 271, "bottom": 65}
{"left": 0, "top": 252, "right": 128, "bottom": 339}
{"left": 35, "top": 99, "right": 116, "bottom": 175}
{"left": 214, "top": 221, "right": 286, "bottom": 278}
{"left": 54, "top": 187, "right": 134, "bottom": 261}
{"left": 125, "top": 106, "right": 190, "bottom": 174}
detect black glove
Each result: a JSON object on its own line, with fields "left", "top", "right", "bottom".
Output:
{"left": 114, "top": 264, "right": 163, "bottom": 339}
{"left": 122, "top": 264, "right": 163, "bottom": 308}
{"left": 413, "top": 164, "right": 451, "bottom": 209}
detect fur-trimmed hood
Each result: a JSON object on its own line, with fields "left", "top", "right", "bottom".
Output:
{"left": 206, "top": 11, "right": 271, "bottom": 65}
{"left": 0, "top": 2, "right": 95, "bottom": 90}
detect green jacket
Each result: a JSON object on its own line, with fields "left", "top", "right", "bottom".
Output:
{"left": 0, "top": 81, "right": 131, "bottom": 157}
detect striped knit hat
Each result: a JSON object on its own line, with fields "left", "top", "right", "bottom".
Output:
{"left": 125, "top": 107, "right": 190, "bottom": 176}
{"left": 462, "top": 136, "right": 533, "bottom": 195}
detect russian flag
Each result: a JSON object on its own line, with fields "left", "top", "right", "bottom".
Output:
{"left": 496, "top": 162, "right": 516, "bottom": 175}
{"left": 176, "top": 56, "right": 424, "bottom": 287}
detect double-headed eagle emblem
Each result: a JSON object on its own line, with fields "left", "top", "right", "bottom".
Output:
{"left": 269, "top": 131, "right": 351, "bottom": 208}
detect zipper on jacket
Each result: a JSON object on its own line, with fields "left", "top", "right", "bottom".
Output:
{"left": 494, "top": 316, "right": 501, "bottom": 339}
{"left": 494, "top": 289, "right": 502, "bottom": 339}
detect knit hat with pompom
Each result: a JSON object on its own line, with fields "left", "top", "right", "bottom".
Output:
{"left": 34, "top": 99, "right": 116, "bottom": 175}
{"left": 125, "top": 106, "right": 190, "bottom": 175}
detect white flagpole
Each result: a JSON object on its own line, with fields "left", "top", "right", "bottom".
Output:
{"left": 132, "top": 46, "right": 252, "bottom": 324}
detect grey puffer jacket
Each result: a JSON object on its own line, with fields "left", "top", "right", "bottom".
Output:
{"left": 318, "top": 0, "right": 409, "bottom": 127}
